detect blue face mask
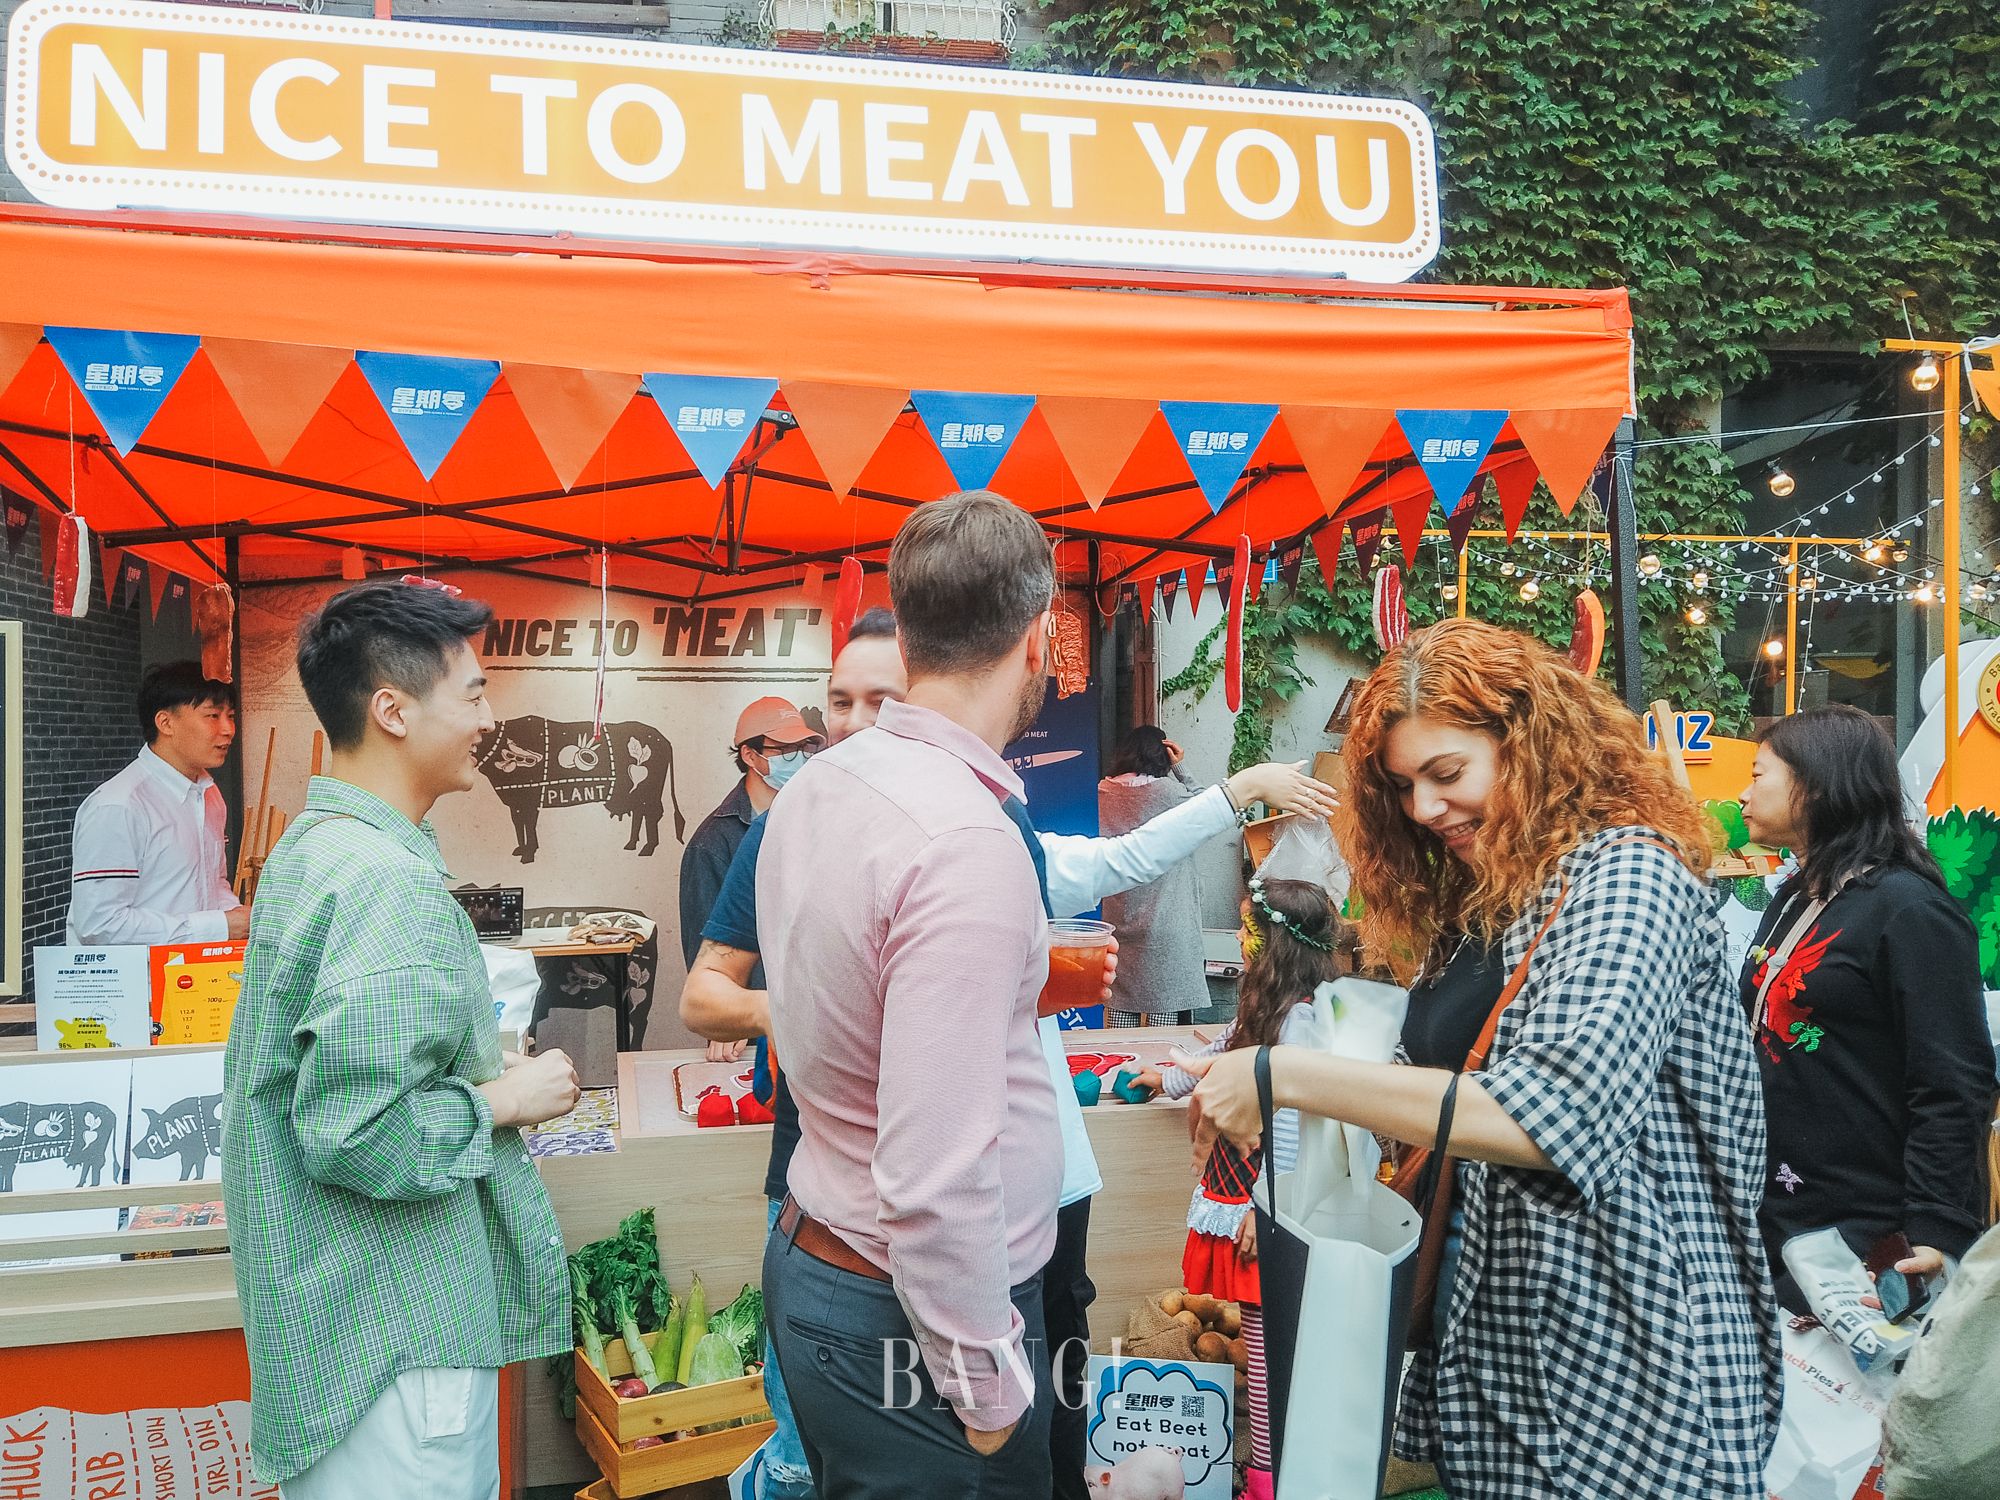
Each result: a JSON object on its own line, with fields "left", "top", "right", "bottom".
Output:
{"left": 760, "top": 748, "right": 811, "bottom": 791}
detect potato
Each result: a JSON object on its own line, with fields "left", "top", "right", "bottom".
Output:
{"left": 1219, "top": 1303, "right": 1242, "bottom": 1338}
{"left": 1193, "top": 1331, "right": 1231, "bottom": 1365}
{"left": 1227, "top": 1336, "right": 1249, "bottom": 1372}
{"left": 1182, "top": 1293, "right": 1220, "bottom": 1322}
{"left": 1173, "top": 1310, "right": 1203, "bottom": 1335}
{"left": 1159, "top": 1291, "right": 1184, "bottom": 1316}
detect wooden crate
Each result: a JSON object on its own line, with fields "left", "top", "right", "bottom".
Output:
{"left": 577, "top": 1397, "right": 774, "bottom": 1497}
{"left": 577, "top": 1331, "right": 769, "bottom": 1446}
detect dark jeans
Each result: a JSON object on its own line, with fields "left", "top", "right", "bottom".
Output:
{"left": 1043, "top": 1198, "right": 1095, "bottom": 1500}
{"left": 766, "top": 1222, "right": 1053, "bottom": 1500}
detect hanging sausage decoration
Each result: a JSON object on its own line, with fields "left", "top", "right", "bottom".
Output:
{"left": 51, "top": 513, "right": 91, "bottom": 618}
{"left": 194, "top": 582, "right": 235, "bottom": 682}
{"left": 1373, "top": 564, "right": 1409, "bottom": 651}
{"left": 1225, "top": 533, "right": 1250, "bottom": 713}
{"left": 1568, "top": 588, "right": 1606, "bottom": 677}
{"left": 831, "top": 555, "right": 865, "bottom": 659}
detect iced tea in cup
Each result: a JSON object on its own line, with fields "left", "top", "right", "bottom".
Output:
{"left": 1039, "top": 919, "right": 1115, "bottom": 1018}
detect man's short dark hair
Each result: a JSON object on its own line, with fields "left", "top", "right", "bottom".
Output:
{"left": 296, "top": 582, "right": 496, "bottom": 750}
{"left": 138, "top": 661, "right": 236, "bottom": 744}
{"left": 889, "top": 493, "right": 1052, "bottom": 677}
{"left": 848, "top": 606, "right": 898, "bottom": 642}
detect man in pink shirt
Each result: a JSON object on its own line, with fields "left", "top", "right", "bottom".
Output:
{"left": 759, "top": 491, "right": 1062, "bottom": 1497}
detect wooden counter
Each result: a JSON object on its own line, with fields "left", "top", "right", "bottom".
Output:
{"left": 3, "top": 1033, "right": 1207, "bottom": 1490}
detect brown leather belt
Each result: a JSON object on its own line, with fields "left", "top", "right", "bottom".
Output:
{"left": 778, "top": 1196, "right": 891, "bottom": 1283}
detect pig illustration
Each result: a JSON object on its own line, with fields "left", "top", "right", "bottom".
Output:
{"left": 1086, "top": 1448, "right": 1185, "bottom": 1500}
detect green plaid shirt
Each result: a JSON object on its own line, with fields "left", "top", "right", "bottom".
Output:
{"left": 221, "top": 777, "right": 568, "bottom": 1482}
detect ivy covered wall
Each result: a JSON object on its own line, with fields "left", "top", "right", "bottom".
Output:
{"left": 1024, "top": 0, "right": 2000, "bottom": 761}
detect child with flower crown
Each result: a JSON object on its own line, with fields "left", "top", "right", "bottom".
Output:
{"left": 1132, "top": 875, "right": 1342, "bottom": 1500}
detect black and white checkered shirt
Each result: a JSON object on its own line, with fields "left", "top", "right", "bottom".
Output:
{"left": 1394, "top": 828, "right": 1781, "bottom": 1497}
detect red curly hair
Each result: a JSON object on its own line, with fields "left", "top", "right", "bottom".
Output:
{"left": 1337, "top": 619, "right": 1713, "bottom": 978}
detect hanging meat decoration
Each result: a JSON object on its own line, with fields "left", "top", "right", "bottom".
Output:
{"left": 1372, "top": 564, "right": 1409, "bottom": 652}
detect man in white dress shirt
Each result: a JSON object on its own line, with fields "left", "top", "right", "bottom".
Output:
{"left": 68, "top": 661, "right": 248, "bottom": 945}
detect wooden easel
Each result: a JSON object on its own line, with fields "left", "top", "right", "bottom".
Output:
{"left": 233, "top": 729, "right": 322, "bottom": 902}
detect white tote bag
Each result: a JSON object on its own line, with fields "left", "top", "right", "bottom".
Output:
{"left": 1254, "top": 979, "right": 1422, "bottom": 1500}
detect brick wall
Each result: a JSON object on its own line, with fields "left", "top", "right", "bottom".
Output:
{"left": 0, "top": 520, "right": 146, "bottom": 1035}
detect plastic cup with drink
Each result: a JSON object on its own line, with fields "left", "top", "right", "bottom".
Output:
{"left": 1038, "top": 918, "right": 1115, "bottom": 1018}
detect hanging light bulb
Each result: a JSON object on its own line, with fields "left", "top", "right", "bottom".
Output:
{"left": 1764, "top": 639, "right": 1785, "bottom": 658}
{"left": 1973, "top": 581, "right": 1991, "bottom": 601}
{"left": 1892, "top": 546, "right": 1909, "bottom": 563}
{"left": 1692, "top": 569, "right": 1709, "bottom": 589}
{"left": 1500, "top": 560, "right": 1516, "bottom": 576}
{"left": 1911, "top": 352, "right": 1941, "bottom": 392}
{"left": 1766, "top": 460, "right": 1796, "bottom": 497}
{"left": 1638, "top": 553, "right": 1662, "bottom": 577}
{"left": 1686, "top": 604, "right": 1707, "bottom": 625}
{"left": 1518, "top": 578, "right": 1540, "bottom": 601}
{"left": 1865, "top": 543, "right": 1885, "bottom": 562}
{"left": 1801, "top": 575, "right": 1817, "bottom": 591}
{"left": 1441, "top": 582, "right": 1459, "bottom": 600}
{"left": 1915, "top": 583, "right": 1935, "bottom": 602}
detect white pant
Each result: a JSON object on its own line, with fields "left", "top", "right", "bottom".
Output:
{"left": 280, "top": 1367, "right": 499, "bottom": 1500}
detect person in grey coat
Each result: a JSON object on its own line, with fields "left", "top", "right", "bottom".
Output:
{"left": 1099, "top": 725, "right": 1214, "bottom": 1025}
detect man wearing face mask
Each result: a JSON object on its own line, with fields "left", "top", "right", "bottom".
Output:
{"left": 676, "top": 698, "right": 823, "bottom": 982}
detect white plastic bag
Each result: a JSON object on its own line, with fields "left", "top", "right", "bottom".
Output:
{"left": 1765, "top": 1320, "right": 1887, "bottom": 1500}
{"left": 1255, "top": 815, "right": 1349, "bottom": 912}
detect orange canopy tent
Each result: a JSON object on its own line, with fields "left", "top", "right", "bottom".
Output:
{"left": 0, "top": 207, "right": 1633, "bottom": 616}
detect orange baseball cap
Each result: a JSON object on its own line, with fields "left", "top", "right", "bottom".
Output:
{"left": 734, "top": 697, "right": 817, "bottom": 749}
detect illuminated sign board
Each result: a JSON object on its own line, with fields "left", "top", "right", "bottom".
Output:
{"left": 6, "top": 1, "right": 1440, "bottom": 278}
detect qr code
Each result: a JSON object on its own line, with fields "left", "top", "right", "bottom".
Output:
{"left": 1182, "top": 1394, "right": 1206, "bottom": 1418}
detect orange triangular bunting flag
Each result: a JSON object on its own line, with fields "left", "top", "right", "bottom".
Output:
{"left": 502, "top": 363, "right": 638, "bottom": 491}
{"left": 202, "top": 339, "right": 353, "bottom": 467}
{"left": 1036, "top": 396, "right": 1159, "bottom": 509}
{"left": 1185, "top": 565, "right": 1204, "bottom": 621}
{"left": 147, "top": 560, "right": 170, "bottom": 620}
{"left": 1391, "top": 492, "right": 1430, "bottom": 566}
{"left": 780, "top": 382, "right": 911, "bottom": 500}
{"left": 1508, "top": 408, "right": 1624, "bottom": 516}
{"left": 38, "top": 506, "right": 59, "bottom": 578}
{"left": 1309, "top": 525, "right": 1342, "bottom": 586}
{"left": 1493, "top": 460, "right": 1539, "bottom": 542}
{"left": 0, "top": 323, "right": 41, "bottom": 400}
{"left": 1280, "top": 407, "right": 1395, "bottom": 516}
{"left": 1969, "top": 366, "right": 2000, "bottom": 418}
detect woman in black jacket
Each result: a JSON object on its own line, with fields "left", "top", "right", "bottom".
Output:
{"left": 1740, "top": 704, "right": 1995, "bottom": 1310}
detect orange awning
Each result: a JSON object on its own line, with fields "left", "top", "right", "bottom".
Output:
{"left": 0, "top": 210, "right": 1634, "bottom": 602}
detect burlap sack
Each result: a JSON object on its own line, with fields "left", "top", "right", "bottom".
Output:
{"left": 1123, "top": 1289, "right": 1199, "bottom": 1364}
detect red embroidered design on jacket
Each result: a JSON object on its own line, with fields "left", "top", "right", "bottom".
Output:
{"left": 1752, "top": 923, "right": 1841, "bottom": 1062}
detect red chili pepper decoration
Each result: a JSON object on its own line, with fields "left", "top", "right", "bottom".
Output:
{"left": 1225, "top": 533, "right": 1250, "bottom": 712}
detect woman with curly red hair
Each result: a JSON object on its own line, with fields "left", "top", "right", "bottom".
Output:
{"left": 1184, "top": 619, "right": 1779, "bottom": 1498}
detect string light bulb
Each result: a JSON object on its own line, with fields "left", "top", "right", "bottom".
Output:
{"left": 1865, "top": 543, "right": 1885, "bottom": 562}
{"left": 1764, "top": 639, "right": 1785, "bottom": 658}
{"left": 1892, "top": 546, "right": 1909, "bottom": 563}
{"left": 1692, "top": 569, "right": 1709, "bottom": 589}
{"left": 1911, "top": 352, "right": 1941, "bottom": 393}
{"left": 1767, "top": 461, "right": 1796, "bottom": 497}
{"left": 1973, "top": 582, "right": 1991, "bottom": 601}
{"left": 1441, "top": 582, "right": 1459, "bottom": 600}
{"left": 1519, "top": 578, "right": 1540, "bottom": 601}
{"left": 1638, "top": 553, "right": 1662, "bottom": 577}
{"left": 1686, "top": 604, "right": 1707, "bottom": 625}
{"left": 1500, "top": 560, "right": 1516, "bottom": 576}
{"left": 1915, "top": 583, "right": 1935, "bottom": 603}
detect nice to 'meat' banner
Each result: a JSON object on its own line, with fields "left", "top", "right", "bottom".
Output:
{"left": 5, "top": 1, "right": 1440, "bottom": 278}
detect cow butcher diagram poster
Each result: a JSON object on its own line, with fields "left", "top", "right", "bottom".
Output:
{"left": 240, "top": 571, "right": 866, "bottom": 1022}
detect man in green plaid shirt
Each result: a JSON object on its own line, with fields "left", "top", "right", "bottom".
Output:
{"left": 222, "top": 581, "right": 580, "bottom": 1497}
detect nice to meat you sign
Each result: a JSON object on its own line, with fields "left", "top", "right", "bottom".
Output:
{"left": 6, "top": 1, "right": 1439, "bottom": 278}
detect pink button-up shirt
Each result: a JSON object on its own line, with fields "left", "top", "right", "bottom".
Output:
{"left": 758, "top": 697, "right": 1060, "bottom": 1431}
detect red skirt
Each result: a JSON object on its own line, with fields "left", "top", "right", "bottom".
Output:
{"left": 1182, "top": 1228, "right": 1260, "bottom": 1306}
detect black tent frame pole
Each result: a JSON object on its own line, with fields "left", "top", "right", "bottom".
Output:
{"left": 1607, "top": 417, "right": 1646, "bottom": 713}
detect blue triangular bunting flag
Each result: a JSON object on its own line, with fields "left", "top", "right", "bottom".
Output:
{"left": 642, "top": 374, "right": 780, "bottom": 489}
{"left": 45, "top": 327, "right": 200, "bottom": 455}
{"left": 1395, "top": 409, "right": 1510, "bottom": 516}
{"left": 1160, "top": 402, "right": 1280, "bottom": 513}
{"left": 909, "top": 390, "right": 1036, "bottom": 492}
{"left": 356, "top": 351, "right": 500, "bottom": 481}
